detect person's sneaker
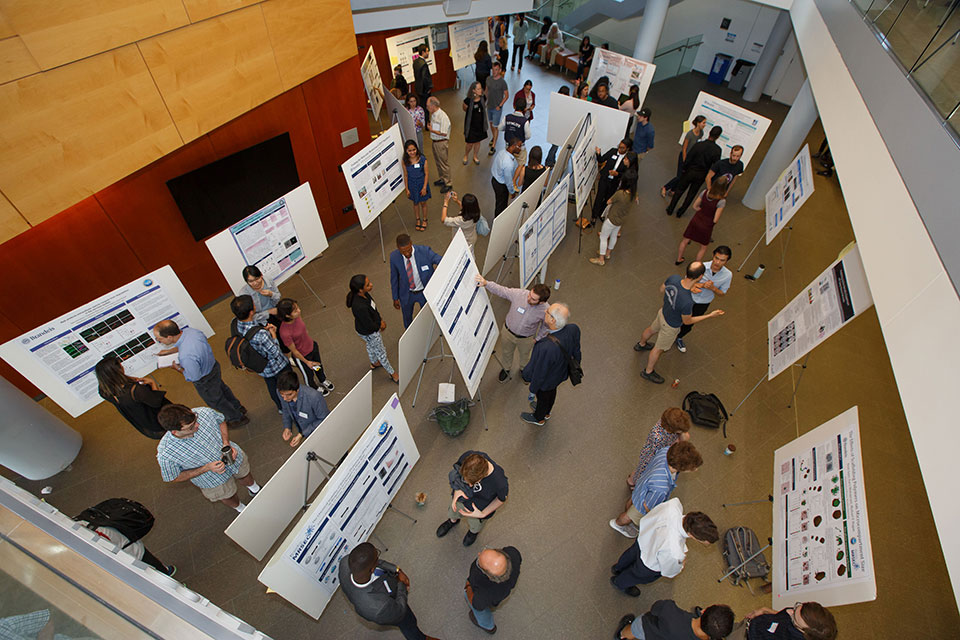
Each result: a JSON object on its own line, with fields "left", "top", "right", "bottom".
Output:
{"left": 520, "top": 412, "right": 545, "bottom": 426}
{"left": 675, "top": 338, "right": 687, "bottom": 353}
{"left": 469, "top": 610, "right": 496, "bottom": 634}
{"left": 498, "top": 369, "right": 510, "bottom": 383}
{"left": 322, "top": 380, "right": 335, "bottom": 391}
{"left": 640, "top": 370, "right": 665, "bottom": 384}
{"left": 433, "top": 179, "right": 445, "bottom": 186}
{"left": 633, "top": 341, "right": 652, "bottom": 352}
{"left": 463, "top": 531, "right": 478, "bottom": 547}
{"left": 164, "top": 565, "right": 177, "bottom": 577}
{"left": 616, "top": 614, "right": 636, "bottom": 639}
{"left": 436, "top": 519, "right": 458, "bottom": 538}
{"left": 319, "top": 385, "right": 330, "bottom": 397}
{"left": 608, "top": 519, "right": 638, "bottom": 538}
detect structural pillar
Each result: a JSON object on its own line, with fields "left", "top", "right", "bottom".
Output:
{"left": 742, "top": 78, "right": 818, "bottom": 211}
{"left": 633, "top": 0, "right": 671, "bottom": 63}
{"left": 743, "top": 10, "right": 792, "bottom": 103}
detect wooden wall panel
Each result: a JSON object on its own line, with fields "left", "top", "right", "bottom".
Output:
{"left": 0, "top": 36, "right": 39, "bottom": 84}
{"left": 138, "top": 7, "right": 284, "bottom": 143}
{"left": 181, "top": 0, "right": 261, "bottom": 24}
{"left": 261, "top": 0, "right": 356, "bottom": 90}
{"left": 0, "top": 11, "right": 14, "bottom": 39}
{"left": 0, "top": 190, "right": 28, "bottom": 244}
{"left": 1, "top": 0, "right": 189, "bottom": 70}
{"left": 0, "top": 46, "right": 183, "bottom": 226}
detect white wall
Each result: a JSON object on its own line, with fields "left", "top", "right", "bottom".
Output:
{"left": 353, "top": 0, "right": 531, "bottom": 34}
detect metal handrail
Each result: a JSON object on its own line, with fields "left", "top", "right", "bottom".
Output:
{"left": 654, "top": 40, "right": 703, "bottom": 59}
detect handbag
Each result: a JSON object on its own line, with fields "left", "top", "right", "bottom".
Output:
{"left": 476, "top": 216, "right": 490, "bottom": 237}
{"left": 547, "top": 334, "right": 583, "bottom": 386}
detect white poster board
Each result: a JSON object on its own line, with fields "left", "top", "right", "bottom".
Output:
{"left": 547, "top": 92, "right": 630, "bottom": 156}
{"left": 360, "top": 46, "right": 384, "bottom": 120}
{"left": 205, "top": 183, "right": 329, "bottom": 295}
{"left": 773, "top": 406, "right": 876, "bottom": 607}
{"left": 424, "top": 230, "right": 499, "bottom": 398}
{"left": 397, "top": 303, "right": 440, "bottom": 396}
{"left": 386, "top": 27, "right": 436, "bottom": 87}
{"left": 519, "top": 175, "right": 570, "bottom": 288}
{"left": 768, "top": 245, "right": 873, "bottom": 380}
{"left": 766, "top": 144, "right": 815, "bottom": 244}
{"left": 680, "top": 91, "right": 771, "bottom": 167}
{"left": 481, "top": 169, "right": 550, "bottom": 276}
{"left": 448, "top": 19, "right": 489, "bottom": 71}
{"left": 339, "top": 124, "right": 405, "bottom": 230}
{"left": 586, "top": 48, "right": 656, "bottom": 106}
{"left": 259, "top": 393, "right": 419, "bottom": 619}
{"left": 381, "top": 87, "right": 419, "bottom": 150}
{"left": 0, "top": 266, "right": 212, "bottom": 418}
{"left": 571, "top": 114, "right": 599, "bottom": 216}
{"left": 545, "top": 118, "right": 583, "bottom": 195}
{"left": 225, "top": 372, "right": 373, "bottom": 560}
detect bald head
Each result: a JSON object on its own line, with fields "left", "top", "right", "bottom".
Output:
{"left": 153, "top": 319, "right": 181, "bottom": 345}
{"left": 477, "top": 549, "right": 511, "bottom": 582}
{"left": 426, "top": 97, "right": 440, "bottom": 112}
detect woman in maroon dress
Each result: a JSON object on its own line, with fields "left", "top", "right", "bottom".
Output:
{"left": 675, "top": 175, "right": 728, "bottom": 265}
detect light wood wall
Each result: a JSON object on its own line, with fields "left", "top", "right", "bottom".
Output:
{"left": 0, "top": 0, "right": 356, "bottom": 243}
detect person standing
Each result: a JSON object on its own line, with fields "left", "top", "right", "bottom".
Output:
{"left": 338, "top": 542, "right": 439, "bottom": 640}
{"left": 462, "top": 81, "right": 488, "bottom": 165}
{"left": 663, "top": 115, "right": 706, "bottom": 198}
{"left": 153, "top": 320, "right": 248, "bottom": 428}
{"left": 503, "top": 94, "right": 532, "bottom": 180}
{"left": 519, "top": 146, "right": 547, "bottom": 195}
{"left": 485, "top": 62, "right": 509, "bottom": 155}
{"left": 706, "top": 145, "right": 745, "bottom": 197}
{"left": 676, "top": 246, "right": 732, "bottom": 353}
{"left": 511, "top": 14, "right": 528, "bottom": 72}
{"left": 391, "top": 64, "right": 408, "bottom": 96}
{"left": 619, "top": 85, "right": 640, "bottom": 137}
{"left": 401, "top": 139, "right": 431, "bottom": 232}
{"left": 588, "top": 138, "right": 630, "bottom": 227}
{"left": 405, "top": 94, "right": 426, "bottom": 151}
{"left": 276, "top": 369, "right": 329, "bottom": 448}
{"left": 474, "top": 40, "right": 492, "bottom": 88}
{"left": 239, "top": 265, "right": 281, "bottom": 327}
{"left": 347, "top": 274, "right": 399, "bottom": 383}
{"left": 76, "top": 507, "right": 176, "bottom": 576}
{"left": 426, "top": 97, "right": 452, "bottom": 193}
{"left": 577, "top": 35, "right": 595, "bottom": 81}
{"left": 413, "top": 44, "right": 432, "bottom": 120}
{"left": 437, "top": 451, "right": 509, "bottom": 547}
{"left": 513, "top": 79, "right": 536, "bottom": 121}
{"left": 95, "top": 356, "right": 171, "bottom": 439}
{"left": 520, "top": 303, "right": 581, "bottom": 426}
{"left": 390, "top": 233, "right": 442, "bottom": 328}
{"left": 230, "top": 294, "right": 292, "bottom": 413}
{"left": 276, "top": 297, "right": 335, "bottom": 395}
{"left": 591, "top": 82, "right": 619, "bottom": 109}
{"left": 631, "top": 108, "right": 655, "bottom": 160}
{"left": 589, "top": 159, "right": 637, "bottom": 266}
{"left": 441, "top": 191, "right": 482, "bottom": 250}
{"left": 626, "top": 407, "right": 692, "bottom": 489}
{"left": 491, "top": 134, "right": 521, "bottom": 217}
{"left": 464, "top": 546, "right": 522, "bottom": 634}
{"left": 667, "top": 126, "right": 722, "bottom": 217}
{"left": 675, "top": 176, "right": 729, "bottom": 265}
{"left": 616, "top": 601, "right": 735, "bottom": 640}
{"left": 475, "top": 273, "right": 550, "bottom": 382}
{"left": 733, "top": 602, "right": 838, "bottom": 640}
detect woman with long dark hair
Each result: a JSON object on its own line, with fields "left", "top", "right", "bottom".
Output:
{"left": 619, "top": 84, "right": 641, "bottom": 137}
{"left": 402, "top": 139, "right": 431, "bottom": 231}
{"left": 577, "top": 35, "right": 595, "bottom": 81}
{"left": 276, "top": 298, "right": 335, "bottom": 396}
{"left": 96, "top": 356, "right": 171, "bottom": 439}
{"left": 462, "top": 81, "right": 488, "bottom": 165}
{"left": 441, "top": 191, "right": 482, "bottom": 249}
{"left": 676, "top": 176, "right": 729, "bottom": 265}
{"left": 590, "top": 154, "right": 638, "bottom": 266}
{"left": 405, "top": 93, "right": 426, "bottom": 151}
{"left": 474, "top": 40, "right": 492, "bottom": 88}
{"left": 346, "top": 274, "right": 398, "bottom": 383}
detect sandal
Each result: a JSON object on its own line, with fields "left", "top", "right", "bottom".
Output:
{"left": 675, "top": 258, "right": 685, "bottom": 266}
{"left": 289, "top": 433, "right": 303, "bottom": 447}
{"left": 415, "top": 218, "right": 423, "bottom": 231}
{"left": 463, "top": 158, "right": 469, "bottom": 165}
{"left": 370, "top": 361, "right": 382, "bottom": 370}
{"left": 589, "top": 257, "right": 605, "bottom": 266}
{"left": 473, "top": 157, "right": 480, "bottom": 165}
{"left": 420, "top": 218, "right": 428, "bottom": 230}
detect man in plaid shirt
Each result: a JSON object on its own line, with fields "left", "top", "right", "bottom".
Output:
{"left": 157, "top": 404, "right": 260, "bottom": 512}
{"left": 230, "top": 294, "right": 293, "bottom": 413}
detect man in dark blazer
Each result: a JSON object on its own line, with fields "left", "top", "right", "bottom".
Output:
{"left": 590, "top": 138, "right": 631, "bottom": 226}
{"left": 666, "top": 125, "right": 723, "bottom": 218}
{"left": 338, "top": 542, "right": 438, "bottom": 640}
{"left": 520, "top": 303, "right": 581, "bottom": 426}
{"left": 390, "top": 233, "right": 442, "bottom": 328}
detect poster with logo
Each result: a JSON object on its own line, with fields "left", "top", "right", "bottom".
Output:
{"left": 385, "top": 27, "right": 436, "bottom": 88}
{"left": 766, "top": 144, "right": 815, "bottom": 244}
{"left": 571, "top": 113, "right": 598, "bottom": 216}
{"left": 679, "top": 91, "right": 771, "bottom": 167}
{"left": 448, "top": 19, "right": 489, "bottom": 70}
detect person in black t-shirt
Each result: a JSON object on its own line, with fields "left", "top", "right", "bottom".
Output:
{"left": 464, "top": 546, "right": 522, "bottom": 633}
{"left": 667, "top": 126, "right": 723, "bottom": 218}
{"left": 615, "top": 600, "right": 734, "bottom": 640}
{"left": 732, "top": 602, "right": 837, "bottom": 640}
{"left": 706, "top": 145, "right": 744, "bottom": 198}
{"left": 436, "top": 451, "right": 509, "bottom": 546}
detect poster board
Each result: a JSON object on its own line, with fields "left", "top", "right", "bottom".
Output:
{"left": 386, "top": 27, "right": 437, "bottom": 87}
{"left": 339, "top": 123, "right": 405, "bottom": 230}
{"left": 0, "top": 265, "right": 212, "bottom": 418}
{"left": 571, "top": 114, "right": 598, "bottom": 216}
{"left": 424, "top": 230, "right": 499, "bottom": 398}
{"left": 586, "top": 48, "right": 656, "bottom": 106}
{"left": 397, "top": 303, "right": 440, "bottom": 396}
{"left": 773, "top": 406, "right": 876, "bottom": 607}
{"left": 381, "top": 87, "right": 418, "bottom": 151}
{"left": 768, "top": 245, "right": 873, "bottom": 380}
{"left": 519, "top": 175, "right": 570, "bottom": 288}
{"left": 205, "top": 183, "right": 329, "bottom": 295}
{"left": 448, "top": 19, "right": 489, "bottom": 71}
{"left": 545, "top": 118, "right": 583, "bottom": 196}
{"left": 259, "top": 393, "right": 419, "bottom": 618}
{"left": 680, "top": 91, "right": 771, "bottom": 167}
{"left": 360, "top": 46, "right": 384, "bottom": 120}
{"left": 481, "top": 169, "right": 550, "bottom": 276}
{"left": 547, "top": 92, "right": 630, "bottom": 156}
{"left": 430, "top": 24, "right": 449, "bottom": 50}
{"left": 225, "top": 372, "right": 373, "bottom": 560}
{"left": 766, "top": 144, "right": 815, "bottom": 244}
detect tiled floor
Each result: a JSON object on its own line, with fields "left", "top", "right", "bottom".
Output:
{"left": 6, "top": 60, "right": 959, "bottom": 639}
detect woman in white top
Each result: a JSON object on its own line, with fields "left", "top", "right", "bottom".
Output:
{"left": 441, "top": 191, "right": 482, "bottom": 249}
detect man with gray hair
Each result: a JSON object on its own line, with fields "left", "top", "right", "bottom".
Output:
{"left": 520, "top": 303, "right": 581, "bottom": 426}
{"left": 426, "top": 97, "right": 452, "bottom": 193}
{"left": 464, "top": 546, "right": 522, "bottom": 634}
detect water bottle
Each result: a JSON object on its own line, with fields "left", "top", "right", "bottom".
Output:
{"left": 554, "top": 279, "right": 561, "bottom": 290}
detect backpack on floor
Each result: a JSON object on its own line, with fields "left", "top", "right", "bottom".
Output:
{"left": 225, "top": 319, "right": 269, "bottom": 373}
{"left": 75, "top": 498, "right": 154, "bottom": 549}
{"left": 722, "top": 526, "right": 770, "bottom": 592}
{"left": 428, "top": 398, "right": 471, "bottom": 437}
{"left": 682, "top": 391, "right": 728, "bottom": 437}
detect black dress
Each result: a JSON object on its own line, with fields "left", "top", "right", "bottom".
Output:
{"left": 100, "top": 382, "right": 170, "bottom": 439}
{"left": 463, "top": 98, "right": 488, "bottom": 144}
{"left": 522, "top": 166, "right": 547, "bottom": 193}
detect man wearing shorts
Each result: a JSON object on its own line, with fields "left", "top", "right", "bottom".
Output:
{"left": 157, "top": 404, "right": 260, "bottom": 513}
{"left": 484, "top": 61, "right": 509, "bottom": 155}
{"left": 634, "top": 262, "right": 724, "bottom": 383}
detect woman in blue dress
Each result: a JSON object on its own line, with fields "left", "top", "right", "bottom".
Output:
{"left": 402, "top": 139, "right": 431, "bottom": 231}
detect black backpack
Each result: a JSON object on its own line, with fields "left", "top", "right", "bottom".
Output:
{"left": 682, "top": 391, "right": 728, "bottom": 437}
{"left": 225, "top": 319, "right": 269, "bottom": 373}
{"left": 547, "top": 335, "right": 583, "bottom": 386}
{"left": 75, "top": 498, "right": 154, "bottom": 549}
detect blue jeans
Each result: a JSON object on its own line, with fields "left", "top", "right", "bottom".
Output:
{"left": 464, "top": 588, "right": 495, "bottom": 630}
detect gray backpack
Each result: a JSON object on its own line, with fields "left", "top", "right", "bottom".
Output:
{"left": 722, "top": 526, "right": 770, "bottom": 592}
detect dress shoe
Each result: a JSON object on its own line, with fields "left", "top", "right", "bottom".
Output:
{"left": 436, "top": 519, "right": 458, "bottom": 538}
{"left": 463, "top": 530, "right": 479, "bottom": 546}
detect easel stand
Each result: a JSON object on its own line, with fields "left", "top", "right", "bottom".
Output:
{"left": 411, "top": 322, "right": 455, "bottom": 407}
{"left": 576, "top": 189, "right": 596, "bottom": 256}
{"left": 296, "top": 272, "right": 327, "bottom": 308}
{"left": 301, "top": 451, "right": 337, "bottom": 510}
{"left": 494, "top": 203, "right": 530, "bottom": 282}
{"left": 371, "top": 505, "right": 418, "bottom": 552}
{"left": 738, "top": 226, "right": 794, "bottom": 274}
{"left": 737, "top": 231, "right": 765, "bottom": 273}
{"left": 722, "top": 495, "right": 773, "bottom": 508}
{"left": 730, "top": 353, "right": 811, "bottom": 417}
{"left": 373, "top": 201, "right": 409, "bottom": 262}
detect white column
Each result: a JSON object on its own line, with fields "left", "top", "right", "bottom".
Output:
{"left": 743, "top": 10, "right": 793, "bottom": 103}
{"left": 742, "top": 78, "right": 818, "bottom": 211}
{"left": 632, "top": 0, "right": 671, "bottom": 63}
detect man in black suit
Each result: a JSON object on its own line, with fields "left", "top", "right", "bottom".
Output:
{"left": 590, "top": 138, "right": 631, "bottom": 226}
{"left": 666, "top": 125, "right": 723, "bottom": 218}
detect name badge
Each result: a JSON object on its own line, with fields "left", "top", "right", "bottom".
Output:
{"left": 516, "top": 307, "right": 525, "bottom": 314}
{"left": 298, "top": 411, "right": 309, "bottom": 419}
{"left": 370, "top": 300, "right": 377, "bottom": 310}
{"left": 767, "top": 623, "right": 779, "bottom": 633}
{"left": 413, "top": 163, "right": 420, "bottom": 169}
{"left": 421, "top": 265, "right": 430, "bottom": 271}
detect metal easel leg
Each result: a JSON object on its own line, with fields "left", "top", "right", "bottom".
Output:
{"left": 371, "top": 532, "right": 388, "bottom": 551}
{"left": 737, "top": 231, "right": 766, "bottom": 272}
{"left": 476, "top": 387, "right": 489, "bottom": 431}
{"left": 393, "top": 202, "right": 409, "bottom": 233}
{"left": 730, "top": 373, "right": 767, "bottom": 417}
{"left": 387, "top": 504, "right": 418, "bottom": 523}
{"left": 779, "top": 226, "right": 794, "bottom": 269}
{"left": 378, "top": 217, "right": 386, "bottom": 263}
{"left": 722, "top": 495, "right": 773, "bottom": 508}
{"left": 297, "top": 272, "right": 327, "bottom": 308}
{"left": 786, "top": 353, "right": 810, "bottom": 408}
{"left": 412, "top": 329, "right": 453, "bottom": 408}
{"left": 494, "top": 203, "right": 529, "bottom": 282}
{"left": 302, "top": 452, "right": 337, "bottom": 510}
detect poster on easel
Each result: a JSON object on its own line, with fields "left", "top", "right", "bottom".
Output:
{"left": 340, "top": 123, "right": 405, "bottom": 230}
{"left": 571, "top": 114, "right": 598, "bottom": 217}
{"left": 360, "top": 46, "right": 384, "bottom": 120}
{"left": 679, "top": 91, "right": 771, "bottom": 167}
{"left": 448, "top": 19, "right": 489, "bottom": 71}
{"left": 386, "top": 27, "right": 436, "bottom": 88}
{"left": 766, "top": 144, "right": 815, "bottom": 244}
{"left": 586, "top": 48, "right": 656, "bottom": 106}
{"left": 519, "top": 175, "right": 570, "bottom": 288}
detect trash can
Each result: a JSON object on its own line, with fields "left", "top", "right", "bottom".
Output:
{"left": 708, "top": 54, "right": 733, "bottom": 84}
{"left": 728, "top": 59, "right": 755, "bottom": 92}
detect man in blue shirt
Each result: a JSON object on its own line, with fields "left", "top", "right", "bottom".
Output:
{"left": 276, "top": 369, "right": 329, "bottom": 447}
{"left": 230, "top": 294, "right": 292, "bottom": 413}
{"left": 631, "top": 108, "right": 655, "bottom": 158}
{"left": 491, "top": 134, "right": 522, "bottom": 217}
{"left": 677, "top": 246, "right": 732, "bottom": 353}
{"left": 154, "top": 320, "right": 247, "bottom": 427}
{"left": 389, "top": 233, "right": 443, "bottom": 328}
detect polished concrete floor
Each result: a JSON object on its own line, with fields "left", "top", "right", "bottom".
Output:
{"left": 6, "top": 59, "right": 959, "bottom": 639}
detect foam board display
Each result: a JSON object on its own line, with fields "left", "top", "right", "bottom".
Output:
{"left": 766, "top": 144, "right": 815, "bottom": 244}
{"left": 340, "top": 124, "right": 406, "bottom": 230}
{"left": 680, "top": 91, "right": 771, "bottom": 167}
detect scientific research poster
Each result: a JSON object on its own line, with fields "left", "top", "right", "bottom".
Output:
{"left": 448, "top": 19, "right": 489, "bottom": 70}
{"left": 385, "top": 27, "right": 436, "bottom": 87}
{"left": 0, "top": 266, "right": 212, "bottom": 417}
{"left": 519, "top": 175, "right": 570, "bottom": 288}
{"left": 360, "top": 46, "right": 384, "bottom": 120}
{"left": 586, "top": 48, "right": 656, "bottom": 106}
{"left": 571, "top": 114, "right": 598, "bottom": 216}
{"left": 341, "top": 123, "right": 405, "bottom": 229}
{"left": 767, "top": 246, "right": 873, "bottom": 380}
{"left": 424, "top": 230, "right": 499, "bottom": 398}
{"left": 229, "top": 196, "right": 305, "bottom": 284}
{"left": 766, "top": 144, "right": 815, "bottom": 244}
{"left": 773, "top": 406, "right": 876, "bottom": 606}
{"left": 680, "top": 91, "right": 771, "bottom": 167}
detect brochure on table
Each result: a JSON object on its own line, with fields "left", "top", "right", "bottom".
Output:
{"left": 766, "top": 144, "right": 815, "bottom": 244}
{"left": 0, "top": 265, "right": 212, "bottom": 417}
{"left": 360, "top": 46, "right": 384, "bottom": 120}
{"left": 586, "top": 48, "right": 656, "bottom": 106}
{"left": 680, "top": 91, "right": 771, "bottom": 167}
{"left": 423, "top": 230, "right": 499, "bottom": 398}
{"left": 768, "top": 245, "right": 873, "bottom": 380}
{"left": 340, "top": 124, "right": 405, "bottom": 230}
{"left": 519, "top": 175, "right": 570, "bottom": 288}
{"left": 773, "top": 406, "right": 876, "bottom": 607}
{"left": 386, "top": 27, "right": 437, "bottom": 87}
{"left": 448, "top": 19, "right": 489, "bottom": 70}
{"left": 571, "top": 114, "right": 598, "bottom": 216}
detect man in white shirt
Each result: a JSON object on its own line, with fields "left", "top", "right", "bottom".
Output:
{"left": 676, "top": 245, "right": 732, "bottom": 353}
{"left": 426, "top": 97, "right": 452, "bottom": 193}
{"left": 609, "top": 498, "right": 719, "bottom": 597}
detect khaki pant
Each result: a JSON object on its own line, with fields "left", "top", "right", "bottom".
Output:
{"left": 498, "top": 327, "right": 534, "bottom": 375}
{"left": 432, "top": 139, "right": 451, "bottom": 186}
{"left": 200, "top": 453, "right": 250, "bottom": 502}
{"left": 448, "top": 503, "right": 485, "bottom": 533}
